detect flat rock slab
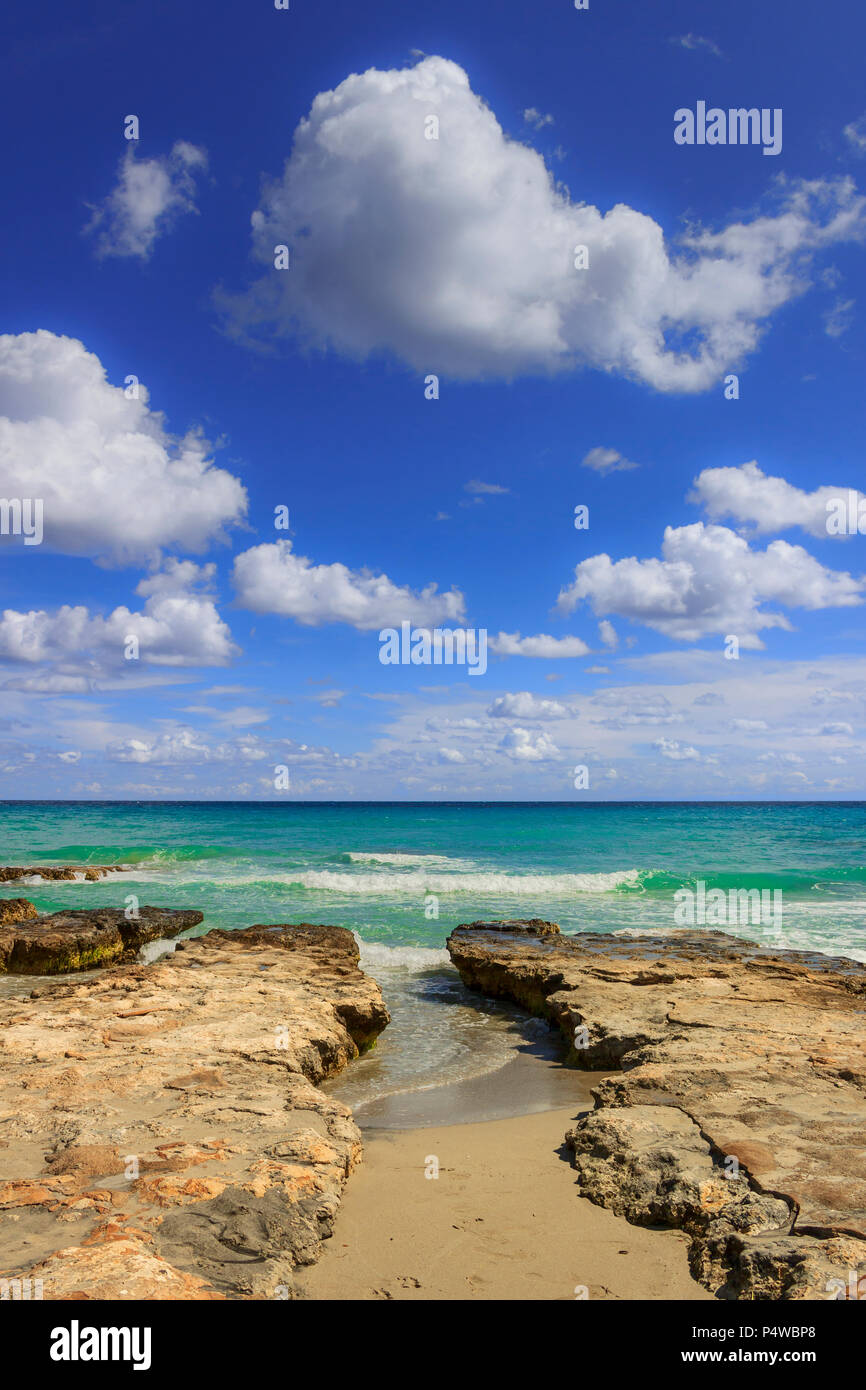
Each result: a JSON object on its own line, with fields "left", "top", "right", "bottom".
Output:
{"left": 0, "top": 922, "right": 389, "bottom": 1299}
{"left": 447, "top": 922, "right": 866, "bottom": 1300}
{"left": 0, "top": 906, "right": 204, "bottom": 975}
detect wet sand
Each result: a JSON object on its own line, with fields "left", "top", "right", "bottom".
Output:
{"left": 301, "top": 1052, "right": 711, "bottom": 1302}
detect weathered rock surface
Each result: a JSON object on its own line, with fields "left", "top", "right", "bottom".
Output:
{"left": 0, "top": 866, "right": 125, "bottom": 883}
{"left": 0, "top": 922, "right": 389, "bottom": 1299}
{"left": 447, "top": 921, "right": 866, "bottom": 1300}
{"left": 0, "top": 906, "right": 203, "bottom": 975}
{"left": 0, "top": 898, "right": 39, "bottom": 926}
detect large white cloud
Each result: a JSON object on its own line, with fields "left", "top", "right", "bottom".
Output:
{"left": 232, "top": 538, "right": 465, "bottom": 629}
{"left": 557, "top": 522, "right": 863, "bottom": 647}
{"left": 690, "top": 461, "right": 865, "bottom": 538}
{"left": 0, "top": 332, "right": 247, "bottom": 563}
{"left": 222, "top": 56, "right": 865, "bottom": 390}
{"left": 0, "top": 560, "right": 237, "bottom": 670}
{"left": 85, "top": 141, "right": 208, "bottom": 259}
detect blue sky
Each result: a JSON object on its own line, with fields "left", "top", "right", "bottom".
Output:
{"left": 1, "top": 0, "right": 865, "bottom": 799}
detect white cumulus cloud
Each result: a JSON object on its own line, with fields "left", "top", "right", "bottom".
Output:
{"left": 557, "top": 522, "right": 863, "bottom": 647}
{"left": 0, "top": 332, "right": 247, "bottom": 564}
{"left": 489, "top": 631, "right": 590, "bottom": 658}
{"left": 499, "top": 726, "right": 560, "bottom": 760}
{"left": 221, "top": 56, "right": 865, "bottom": 391}
{"left": 691, "top": 462, "right": 866, "bottom": 538}
{"left": 232, "top": 539, "right": 465, "bottom": 630}
{"left": 0, "top": 560, "right": 237, "bottom": 670}
{"left": 488, "top": 692, "right": 570, "bottom": 719}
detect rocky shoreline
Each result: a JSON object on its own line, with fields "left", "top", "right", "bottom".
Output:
{"left": 447, "top": 920, "right": 866, "bottom": 1300}
{"left": 0, "top": 922, "right": 389, "bottom": 1299}
{"left": 3, "top": 900, "right": 864, "bottom": 1301}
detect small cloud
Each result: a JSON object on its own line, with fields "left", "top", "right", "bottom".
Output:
{"left": 653, "top": 737, "right": 701, "bottom": 761}
{"left": 312, "top": 689, "right": 346, "bottom": 708}
{"left": 669, "top": 33, "right": 724, "bottom": 58}
{"left": 581, "top": 447, "right": 639, "bottom": 476}
{"left": 499, "top": 727, "right": 559, "bottom": 761}
{"left": 843, "top": 115, "right": 866, "bottom": 155}
{"left": 85, "top": 141, "right": 208, "bottom": 260}
{"left": 488, "top": 692, "right": 569, "bottom": 720}
{"left": 465, "top": 479, "right": 509, "bottom": 495}
{"left": 434, "top": 511, "right": 451, "bottom": 521}
{"left": 490, "top": 632, "right": 590, "bottom": 658}
{"left": 439, "top": 747, "right": 466, "bottom": 764}
{"left": 523, "top": 107, "right": 554, "bottom": 131}
{"left": 598, "top": 619, "right": 618, "bottom": 649}
{"left": 824, "top": 297, "right": 855, "bottom": 338}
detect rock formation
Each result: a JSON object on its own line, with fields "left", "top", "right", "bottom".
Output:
{"left": 0, "top": 906, "right": 204, "bottom": 974}
{"left": 0, "top": 866, "right": 125, "bottom": 882}
{"left": 447, "top": 921, "right": 866, "bottom": 1300}
{"left": 0, "top": 922, "right": 390, "bottom": 1299}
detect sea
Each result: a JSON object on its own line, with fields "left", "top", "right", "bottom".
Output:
{"left": 3, "top": 800, "right": 865, "bottom": 1122}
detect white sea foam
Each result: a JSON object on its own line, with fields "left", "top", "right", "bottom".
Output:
{"left": 85, "top": 865, "right": 642, "bottom": 894}
{"left": 213, "top": 867, "right": 639, "bottom": 895}
{"left": 284, "top": 867, "right": 640, "bottom": 894}
{"left": 344, "top": 851, "right": 469, "bottom": 867}
{"left": 355, "top": 936, "right": 452, "bottom": 971}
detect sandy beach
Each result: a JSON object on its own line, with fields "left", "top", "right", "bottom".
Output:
{"left": 301, "top": 1052, "right": 710, "bottom": 1301}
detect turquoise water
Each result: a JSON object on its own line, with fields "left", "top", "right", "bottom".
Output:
{"left": 5, "top": 800, "right": 864, "bottom": 1114}
{"left": 2, "top": 799, "right": 865, "bottom": 960}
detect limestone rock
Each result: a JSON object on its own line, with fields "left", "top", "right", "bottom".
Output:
{"left": 0, "top": 906, "right": 203, "bottom": 975}
{"left": 0, "top": 922, "right": 389, "bottom": 1299}
{"left": 15, "top": 1234, "right": 225, "bottom": 1300}
{"left": 447, "top": 920, "right": 866, "bottom": 1299}
{"left": 0, "top": 898, "right": 39, "bottom": 926}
